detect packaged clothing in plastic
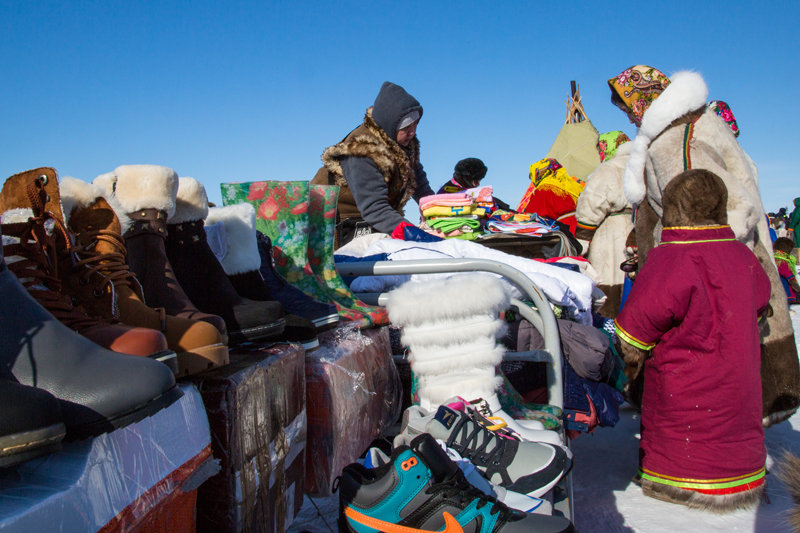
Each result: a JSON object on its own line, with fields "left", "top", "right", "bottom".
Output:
{"left": 0, "top": 384, "right": 215, "bottom": 533}
{"left": 305, "top": 325, "right": 402, "bottom": 495}
{"left": 191, "top": 343, "right": 307, "bottom": 533}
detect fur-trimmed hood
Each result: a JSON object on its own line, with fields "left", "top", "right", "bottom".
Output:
{"left": 205, "top": 203, "right": 260, "bottom": 275}
{"left": 623, "top": 71, "right": 709, "bottom": 205}
{"left": 321, "top": 107, "right": 420, "bottom": 212}
{"left": 170, "top": 177, "right": 209, "bottom": 224}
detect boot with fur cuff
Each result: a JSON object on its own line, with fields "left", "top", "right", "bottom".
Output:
{"left": 0, "top": 169, "right": 182, "bottom": 439}
{"left": 60, "top": 178, "right": 230, "bottom": 377}
{"left": 94, "top": 165, "right": 228, "bottom": 339}
{"left": 166, "top": 177, "right": 285, "bottom": 344}
{"left": 0, "top": 168, "right": 175, "bottom": 366}
{"left": 206, "top": 202, "right": 339, "bottom": 333}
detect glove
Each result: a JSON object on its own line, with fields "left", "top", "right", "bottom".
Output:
{"left": 391, "top": 221, "right": 444, "bottom": 242}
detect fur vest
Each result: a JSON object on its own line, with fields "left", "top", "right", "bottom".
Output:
{"left": 313, "top": 107, "right": 420, "bottom": 221}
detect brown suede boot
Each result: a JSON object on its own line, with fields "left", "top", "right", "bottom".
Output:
{"left": 60, "top": 178, "right": 230, "bottom": 377}
{"left": 0, "top": 168, "right": 175, "bottom": 368}
{"left": 93, "top": 165, "right": 228, "bottom": 339}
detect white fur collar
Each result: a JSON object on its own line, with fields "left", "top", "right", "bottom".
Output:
{"left": 169, "top": 177, "right": 208, "bottom": 224}
{"left": 623, "top": 71, "right": 709, "bottom": 205}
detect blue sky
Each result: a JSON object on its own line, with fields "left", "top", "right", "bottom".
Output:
{"left": 2, "top": 1, "right": 798, "bottom": 217}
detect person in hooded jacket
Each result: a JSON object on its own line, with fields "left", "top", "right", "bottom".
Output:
{"left": 788, "top": 198, "right": 800, "bottom": 250}
{"left": 312, "top": 81, "right": 434, "bottom": 246}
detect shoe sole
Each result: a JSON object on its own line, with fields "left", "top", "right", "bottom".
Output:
{"left": 0, "top": 423, "right": 66, "bottom": 468}
{"left": 65, "top": 385, "right": 184, "bottom": 441}
{"left": 176, "top": 343, "right": 230, "bottom": 377}
{"left": 312, "top": 313, "right": 341, "bottom": 332}
{"left": 149, "top": 350, "right": 179, "bottom": 375}
{"left": 228, "top": 319, "right": 286, "bottom": 345}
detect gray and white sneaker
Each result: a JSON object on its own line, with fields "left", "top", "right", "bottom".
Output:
{"left": 397, "top": 403, "right": 570, "bottom": 498}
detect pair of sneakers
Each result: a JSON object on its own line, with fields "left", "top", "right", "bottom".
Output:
{"left": 338, "top": 432, "right": 574, "bottom": 533}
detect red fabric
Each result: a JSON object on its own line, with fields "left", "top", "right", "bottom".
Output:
{"left": 616, "top": 226, "right": 770, "bottom": 482}
{"left": 517, "top": 185, "right": 577, "bottom": 221}
{"left": 391, "top": 221, "right": 413, "bottom": 239}
{"left": 778, "top": 261, "right": 797, "bottom": 301}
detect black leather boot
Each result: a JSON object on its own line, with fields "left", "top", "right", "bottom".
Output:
{"left": 0, "top": 380, "right": 65, "bottom": 468}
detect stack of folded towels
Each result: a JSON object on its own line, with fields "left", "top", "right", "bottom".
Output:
{"left": 419, "top": 186, "right": 497, "bottom": 240}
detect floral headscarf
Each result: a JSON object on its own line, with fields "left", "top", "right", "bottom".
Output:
{"left": 707, "top": 100, "right": 740, "bottom": 137}
{"left": 597, "top": 131, "right": 631, "bottom": 162}
{"left": 608, "top": 65, "right": 671, "bottom": 126}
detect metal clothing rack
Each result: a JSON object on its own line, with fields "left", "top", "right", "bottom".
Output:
{"left": 335, "top": 257, "right": 573, "bottom": 520}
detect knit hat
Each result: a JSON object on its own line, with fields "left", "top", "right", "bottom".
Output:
{"left": 454, "top": 158, "right": 488, "bottom": 181}
{"left": 397, "top": 110, "right": 421, "bottom": 131}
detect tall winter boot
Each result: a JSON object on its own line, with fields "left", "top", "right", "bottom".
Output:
{"left": 308, "top": 184, "right": 390, "bottom": 327}
{"left": 93, "top": 165, "right": 228, "bottom": 339}
{"left": 165, "top": 177, "right": 285, "bottom": 344}
{"left": 0, "top": 168, "right": 175, "bottom": 366}
{"left": 385, "top": 274, "right": 562, "bottom": 445}
{"left": 0, "top": 172, "right": 182, "bottom": 440}
{"left": 59, "top": 178, "right": 230, "bottom": 377}
{"left": 0, "top": 380, "right": 65, "bottom": 468}
{"left": 205, "top": 202, "right": 339, "bottom": 332}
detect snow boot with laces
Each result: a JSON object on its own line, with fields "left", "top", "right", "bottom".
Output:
{"left": 165, "top": 177, "right": 285, "bottom": 344}
{"left": 0, "top": 169, "right": 182, "bottom": 439}
{"left": 59, "top": 178, "right": 230, "bottom": 377}
{"left": 0, "top": 167, "right": 175, "bottom": 367}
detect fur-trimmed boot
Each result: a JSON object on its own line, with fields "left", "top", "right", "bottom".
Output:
{"left": 59, "top": 178, "right": 230, "bottom": 377}
{"left": 0, "top": 169, "right": 182, "bottom": 440}
{"left": 165, "top": 177, "right": 285, "bottom": 344}
{"left": 93, "top": 165, "right": 229, "bottom": 339}
{"left": 385, "top": 274, "right": 562, "bottom": 445}
{"left": 205, "top": 202, "right": 339, "bottom": 333}
{"left": 777, "top": 451, "right": 800, "bottom": 530}
{"left": 0, "top": 168, "right": 175, "bottom": 366}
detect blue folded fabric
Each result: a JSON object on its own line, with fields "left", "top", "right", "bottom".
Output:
{"left": 404, "top": 225, "right": 444, "bottom": 242}
{"left": 333, "top": 253, "right": 390, "bottom": 286}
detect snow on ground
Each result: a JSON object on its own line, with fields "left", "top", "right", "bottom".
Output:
{"left": 289, "top": 311, "right": 800, "bottom": 532}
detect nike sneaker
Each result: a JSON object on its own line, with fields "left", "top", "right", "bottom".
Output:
{"left": 397, "top": 404, "right": 570, "bottom": 498}
{"left": 366, "top": 439, "right": 552, "bottom": 515}
{"left": 339, "top": 432, "right": 575, "bottom": 533}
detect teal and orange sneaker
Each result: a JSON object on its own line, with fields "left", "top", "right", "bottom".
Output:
{"left": 337, "top": 433, "right": 575, "bottom": 533}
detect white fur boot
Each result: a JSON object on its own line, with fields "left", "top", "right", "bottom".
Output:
{"left": 387, "top": 274, "right": 563, "bottom": 445}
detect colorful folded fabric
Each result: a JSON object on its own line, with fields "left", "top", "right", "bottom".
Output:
{"left": 418, "top": 192, "right": 472, "bottom": 211}
{"left": 461, "top": 185, "right": 494, "bottom": 204}
{"left": 422, "top": 204, "right": 483, "bottom": 218}
{"left": 485, "top": 219, "right": 556, "bottom": 235}
{"left": 428, "top": 217, "right": 482, "bottom": 234}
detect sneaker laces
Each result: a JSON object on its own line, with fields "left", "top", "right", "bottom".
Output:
{"left": 425, "top": 467, "right": 510, "bottom": 521}
{"left": 445, "top": 414, "right": 511, "bottom": 468}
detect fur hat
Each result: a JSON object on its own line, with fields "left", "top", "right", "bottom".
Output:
{"left": 454, "top": 158, "right": 488, "bottom": 182}
{"left": 661, "top": 169, "right": 728, "bottom": 227}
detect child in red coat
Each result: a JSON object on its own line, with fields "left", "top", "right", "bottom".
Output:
{"left": 616, "top": 169, "right": 771, "bottom": 512}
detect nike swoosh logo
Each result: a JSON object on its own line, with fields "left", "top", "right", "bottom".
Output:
{"left": 345, "top": 506, "right": 464, "bottom": 533}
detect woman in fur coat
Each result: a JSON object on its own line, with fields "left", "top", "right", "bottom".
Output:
{"left": 611, "top": 64, "right": 800, "bottom": 427}
{"left": 575, "top": 131, "right": 633, "bottom": 318}
{"left": 616, "top": 169, "right": 770, "bottom": 512}
{"left": 312, "top": 81, "right": 434, "bottom": 245}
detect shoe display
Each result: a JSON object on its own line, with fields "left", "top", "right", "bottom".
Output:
{"left": 0, "top": 168, "right": 177, "bottom": 369}
{"left": 206, "top": 202, "right": 340, "bottom": 332}
{"left": 365, "top": 441, "right": 552, "bottom": 515}
{"left": 465, "top": 396, "right": 567, "bottom": 449}
{"left": 165, "top": 177, "right": 285, "bottom": 344}
{"left": 339, "top": 432, "right": 575, "bottom": 532}
{"left": 397, "top": 403, "right": 570, "bottom": 498}
{"left": 59, "top": 178, "right": 230, "bottom": 377}
{"left": 94, "top": 165, "right": 229, "bottom": 338}
{"left": 0, "top": 175, "right": 182, "bottom": 439}
{"left": 0, "top": 380, "right": 66, "bottom": 468}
